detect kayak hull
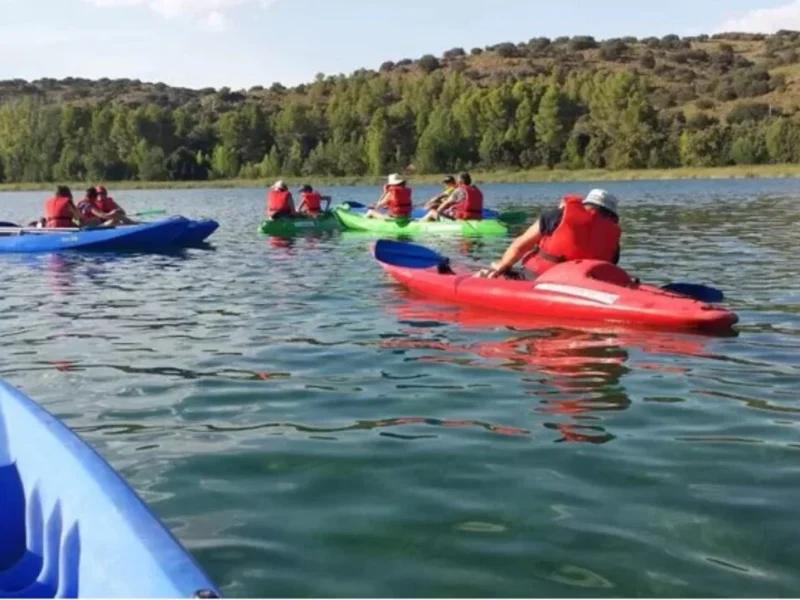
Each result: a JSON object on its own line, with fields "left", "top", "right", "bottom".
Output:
{"left": 0, "top": 217, "right": 191, "bottom": 253}
{"left": 335, "top": 207, "right": 508, "bottom": 237}
{"left": 375, "top": 253, "right": 738, "bottom": 331}
{"left": 175, "top": 219, "right": 219, "bottom": 246}
{"left": 258, "top": 213, "right": 340, "bottom": 235}
{"left": 0, "top": 378, "right": 220, "bottom": 598}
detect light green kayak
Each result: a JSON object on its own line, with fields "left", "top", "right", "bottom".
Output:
{"left": 257, "top": 213, "right": 341, "bottom": 235}
{"left": 333, "top": 206, "right": 508, "bottom": 237}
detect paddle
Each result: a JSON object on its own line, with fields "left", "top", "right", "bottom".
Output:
{"left": 373, "top": 240, "right": 726, "bottom": 303}
{"left": 131, "top": 209, "right": 167, "bottom": 217}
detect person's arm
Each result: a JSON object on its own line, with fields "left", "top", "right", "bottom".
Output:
{"left": 69, "top": 202, "right": 82, "bottom": 225}
{"left": 424, "top": 192, "right": 446, "bottom": 209}
{"left": 486, "top": 220, "right": 544, "bottom": 278}
{"left": 373, "top": 191, "right": 390, "bottom": 209}
{"left": 297, "top": 197, "right": 307, "bottom": 212}
{"left": 434, "top": 189, "right": 460, "bottom": 215}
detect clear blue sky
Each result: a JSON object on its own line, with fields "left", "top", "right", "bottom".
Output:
{"left": 0, "top": 0, "right": 795, "bottom": 89}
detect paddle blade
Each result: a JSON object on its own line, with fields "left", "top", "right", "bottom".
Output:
{"left": 662, "top": 282, "right": 725, "bottom": 303}
{"left": 133, "top": 210, "right": 167, "bottom": 217}
{"left": 341, "top": 201, "right": 367, "bottom": 209}
{"left": 374, "top": 239, "right": 445, "bottom": 269}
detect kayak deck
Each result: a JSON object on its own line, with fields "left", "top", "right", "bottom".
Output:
{"left": 258, "top": 213, "right": 340, "bottom": 235}
{"left": 0, "top": 379, "right": 220, "bottom": 598}
{"left": 376, "top": 254, "right": 738, "bottom": 331}
{"left": 335, "top": 206, "right": 508, "bottom": 237}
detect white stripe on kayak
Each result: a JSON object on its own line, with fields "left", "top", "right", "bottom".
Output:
{"left": 534, "top": 283, "right": 619, "bottom": 305}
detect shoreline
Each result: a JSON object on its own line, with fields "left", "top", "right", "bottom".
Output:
{"left": 1, "top": 165, "right": 799, "bottom": 192}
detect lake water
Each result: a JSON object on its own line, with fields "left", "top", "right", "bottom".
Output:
{"left": 1, "top": 179, "right": 799, "bottom": 597}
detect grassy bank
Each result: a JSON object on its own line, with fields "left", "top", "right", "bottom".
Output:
{"left": 2, "top": 164, "right": 800, "bottom": 193}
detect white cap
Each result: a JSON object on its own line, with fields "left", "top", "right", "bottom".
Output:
{"left": 387, "top": 173, "right": 405, "bottom": 186}
{"left": 273, "top": 180, "right": 287, "bottom": 190}
{"left": 583, "top": 189, "right": 618, "bottom": 216}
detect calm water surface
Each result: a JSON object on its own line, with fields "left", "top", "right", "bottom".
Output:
{"left": 1, "top": 179, "right": 799, "bottom": 597}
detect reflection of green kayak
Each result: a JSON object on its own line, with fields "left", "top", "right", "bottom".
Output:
{"left": 333, "top": 206, "right": 508, "bottom": 237}
{"left": 257, "top": 213, "right": 341, "bottom": 235}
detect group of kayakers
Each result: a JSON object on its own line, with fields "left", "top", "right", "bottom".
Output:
{"left": 362, "top": 172, "right": 483, "bottom": 222}
{"left": 266, "top": 182, "right": 332, "bottom": 219}
{"left": 264, "top": 171, "right": 621, "bottom": 282}
{"left": 38, "top": 185, "right": 135, "bottom": 228}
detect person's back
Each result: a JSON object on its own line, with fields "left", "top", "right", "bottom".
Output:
{"left": 386, "top": 183, "right": 412, "bottom": 218}
{"left": 451, "top": 174, "right": 483, "bottom": 221}
{"left": 523, "top": 192, "right": 620, "bottom": 275}
{"left": 297, "top": 185, "right": 330, "bottom": 216}
{"left": 267, "top": 180, "right": 295, "bottom": 218}
{"left": 44, "top": 186, "right": 77, "bottom": 228}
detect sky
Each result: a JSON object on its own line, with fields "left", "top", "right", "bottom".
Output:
{"left": 0, "top": 0, "right": 797, "bottom": 90}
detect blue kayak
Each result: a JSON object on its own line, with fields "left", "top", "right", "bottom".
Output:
{"left": 173, "top": 219, "right": 219, "bottom": 246}
{"left": 0, "top": 378, "right": 221, "bottom": 598}
{"left": 0, "top": 217, "right": 190, "bottom": 253}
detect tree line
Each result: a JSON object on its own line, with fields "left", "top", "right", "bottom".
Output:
{"left": 1, "top": 32, "right": 800, "bottom": 182}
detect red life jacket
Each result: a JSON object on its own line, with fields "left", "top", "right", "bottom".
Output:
{"left": 44, "top": 196, "right": 74, "bottom": 228}
{"left": 386, "top": 185, "right": 412, "bottom": 218}
{"left": 97, "top": 196, "right": 119, "bottom": 213}
{"left": 300, "top": 191, "right": 322, "bottom": 214}
{"left": 453, "top": 184, "right": 483, "bottom": 220}
{"left": 522, "top": 196, "right": 621, "bottom": 276}
{"left": 267, "top": 189, "right": 293, "bottom": 215}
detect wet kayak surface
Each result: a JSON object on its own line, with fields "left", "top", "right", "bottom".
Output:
{"left": 0, "top": 180, "right": 799, "bottom": 597}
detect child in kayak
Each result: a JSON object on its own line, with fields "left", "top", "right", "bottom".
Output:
{"left": 480, "top": 189, "right": 621, "bottom": 279}
{"left": 297, "top": 185, "right": 332, "bottom": 217}
{"left": 422, "top": 175, "right": 457, "bottom": 211}
{"left": 365, "top": 174, "right": 413, "bottom": 220}
{"left": 79, "top": 186, "right": 137, "bottom": 226}
{"left": 420, "top": 172, "right": 483, "bottom": 221}
{"left": 43, "top": 186, "right": 82, "bottom": 228}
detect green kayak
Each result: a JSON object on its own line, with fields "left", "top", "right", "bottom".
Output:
{"left": 258, "top": 213, "right": 341, "bottom": 235}
{"left": 333, "top": 206, "right": 508, "bottom": 237}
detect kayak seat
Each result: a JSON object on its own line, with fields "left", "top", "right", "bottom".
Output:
{"left": 584, "top": 262, "right": 634, "bottom": 287}
{"left": 538, "top": 260, "right": 633, "bottom": 287}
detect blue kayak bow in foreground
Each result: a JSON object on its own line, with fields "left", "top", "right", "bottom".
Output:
{"left": 374, "top": 239, "right": 725, "bottom": 303}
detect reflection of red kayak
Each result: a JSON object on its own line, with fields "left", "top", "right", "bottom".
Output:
{"left": 384, "top": 299, "right": 715, "bottom": 380}
{"left": 377, "top": 257, "right": 738, "bottom": 332}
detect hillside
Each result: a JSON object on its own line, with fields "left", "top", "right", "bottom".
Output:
{"left": 2, "top": 30, "right": 800, "bottom": 183}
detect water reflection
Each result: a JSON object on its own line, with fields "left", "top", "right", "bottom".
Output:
{"left": 382, "top": 295, "right": 728, "bottom": 444}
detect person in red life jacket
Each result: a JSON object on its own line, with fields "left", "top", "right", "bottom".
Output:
{"left": 89, "top": 186, "right": 137, "bottom": 225}
{"left": 266, "top": 180, "right": 297, "bottom": 219}
{"left": 480, "top": 189, "right": 621, "bottom": 280}
{"left": 420, "top": 172, "right": 483, "bottom": 221}
{"left": 77, "top": 187, "right": 103, "bottom": 226}
{"left": 44, "top": 185, "right": 82, "bottom": 229}
{"left": 365, "top": 173, "right": 413, "bottom": 220}
{"left": 297, "top": 185, "right": 332, "bottom": 217}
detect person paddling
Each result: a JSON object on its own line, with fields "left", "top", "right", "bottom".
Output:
{"left": 266, "top": 180, "right": 297, "bottom": 219}
{"left": 420, "top": 172, "right": 483, "bottom": 222}
{"left": 423, "top": 175, "right": 457, "bottom": 211}
{"left": 44, "top": 186, "right": 82, "bottom": 229}
{"left": 87, "top": 186, "right": 137, "bottom": 225}
{"left": 77, "top": 187, "right": 103, "bottom": 226}
{"left": 365, "top": 173, "right": 413, "bottom": 220}
{"left": 297, "top": 185, "right": 332, "bottom": 217}
{"left": 479, "top": 189, "right": 622, "bottom": 280}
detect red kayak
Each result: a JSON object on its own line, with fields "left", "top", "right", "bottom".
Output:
{"left": 375, "top": 255, "right": 738, "bottom": 332}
